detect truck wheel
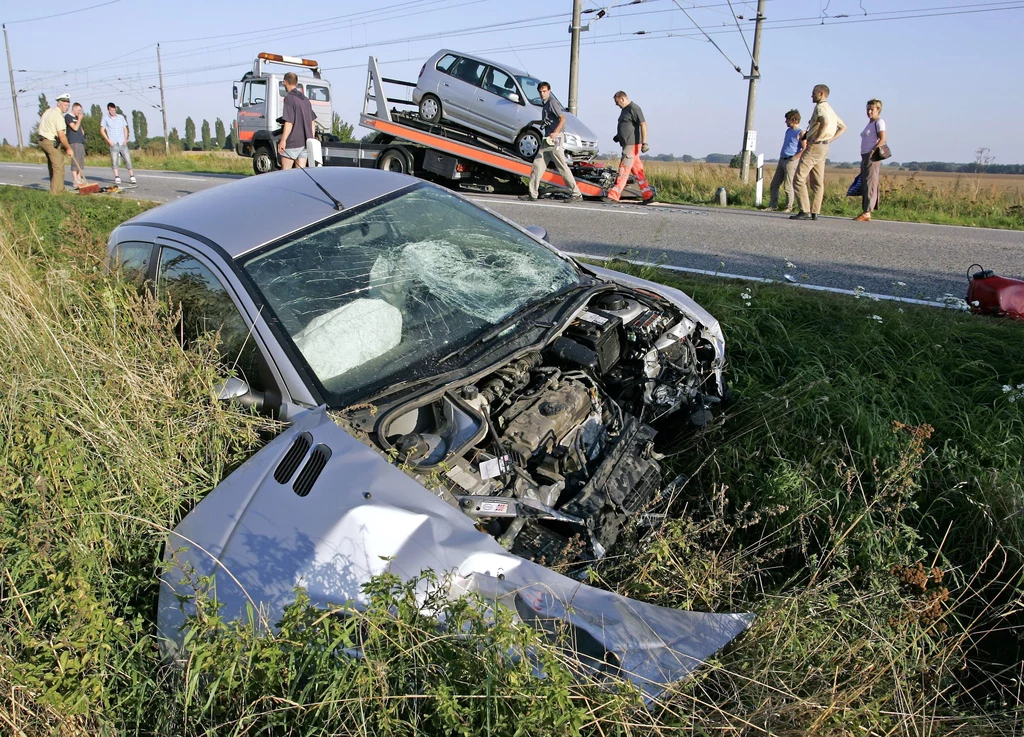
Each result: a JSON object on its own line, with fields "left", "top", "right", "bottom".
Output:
{"left": 253, "top": 146, "right": 276, "bottom": 175}
{"left": 514, "top": 128, "right": 541, "bottom": 160}
{"left": 377, "top": 149, "right": 410, "bottom": 175}
{"left": 419, "top": 94, "right": 442, "bottom": 124}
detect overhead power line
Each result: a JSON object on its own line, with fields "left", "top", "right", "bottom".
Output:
{"left": 2, "top": 0, "right": 121, "bottom": 25}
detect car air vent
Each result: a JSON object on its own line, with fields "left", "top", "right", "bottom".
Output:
{"left": 274, "top": 432, "right": 312, "bottom": 484}
{"left": 293, "top": 444, "right": 332, "bottom": 497}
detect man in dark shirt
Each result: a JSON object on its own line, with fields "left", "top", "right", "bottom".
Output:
{"left": 519, "top": 81, "right": 582, "bottom": 201}
{"left": 65, "top": 102, "right": 87, "bottom": 189}
{"left": 278, "top": 72, "right": 316, "bottom": 170}
{"left": 605, "top": 91, "right": 655, "bottom": 204}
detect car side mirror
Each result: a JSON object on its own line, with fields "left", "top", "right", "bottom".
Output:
{"left": 232, "top": 84, "right": 241, "bottom": 109}
{"left": 525, "top": 225, "right": 548, "bottom": 242}
{"left": 216, "top": 376, "right": 266, "bottom": 412}
{"left": 508, "top": 93, "right": 520, "bottom": 104}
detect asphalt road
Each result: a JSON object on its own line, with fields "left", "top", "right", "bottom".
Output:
{"left": 3, "top": 160, "right": 1022, "bottom": 299}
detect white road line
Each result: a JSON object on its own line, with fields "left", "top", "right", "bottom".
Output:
{"left": 562, "top": 250, "right": 960, "bottom": 309}
{"left": 470, "top": 197, "right": 648, "bottom": 215}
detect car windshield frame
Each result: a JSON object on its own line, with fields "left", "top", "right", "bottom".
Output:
{"left": 237, "top": 182, "right": 583, "bottom": 407}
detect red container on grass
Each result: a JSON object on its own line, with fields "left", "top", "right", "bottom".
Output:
{"left": 967, "top": 265, "right": 1024, "bottom": 320}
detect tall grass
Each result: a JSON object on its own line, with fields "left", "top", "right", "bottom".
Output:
{"left": 1, "top": 188, "right": 1022, "bottom": 734}
{"left": 642, "top": 161, "right": 1024, "bottom": 229}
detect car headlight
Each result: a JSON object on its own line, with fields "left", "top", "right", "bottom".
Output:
{"left": 562, "top": 133, "right": 580, "bottom": 147}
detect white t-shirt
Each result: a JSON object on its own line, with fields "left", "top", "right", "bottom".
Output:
{"left": 861, "top": 118, "right": 886, "bottom": 155}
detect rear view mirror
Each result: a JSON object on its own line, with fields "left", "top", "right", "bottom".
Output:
{"left": 525, "top": 225, "right": 548, "bottom": 242}
{"left": 232, "top": 84, "right": 241, "bottom": 109}
{"left": 216, "top": 376, "right": 266, "bottom": 412}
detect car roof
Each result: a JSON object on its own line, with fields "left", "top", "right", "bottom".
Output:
{"left": 123, "top": 168, "right": 415, "bottom": 259}
{"left": 436, "top": 48, "right": 530, "bottom": 79}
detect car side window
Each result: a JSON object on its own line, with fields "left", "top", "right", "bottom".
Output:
{"left": 111, "top": 242, "right": 153, "bottom": 285}
{"left": 482, "top": 67, "right": 518, "bottom": 101}
{"left": 244, "top": 80, "right": 266, "bottom": 106}
{"left": 450, "top": 58, "right": 486, "bottom": 86}
{"left": 157, "top": 246, "right": 266, "bottom": 393}
{"left": 307, "top": 85, "right": 329, "bottom": 102}
{"left": 436, "top": 54, "right": 458, "bottom": 73}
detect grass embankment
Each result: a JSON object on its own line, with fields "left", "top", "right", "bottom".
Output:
{"left": 0, "top": 144, "right": 252, "bottom": 175}
{"left": 1, "top": 187, "right": 1023, "bottom": 734}
{"left": 644, "top": 161, "right": 1024, "bottom": 229}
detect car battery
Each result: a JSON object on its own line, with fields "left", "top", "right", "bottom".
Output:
{"left": 565, "top": 308, "right": 622, "bottom": 374}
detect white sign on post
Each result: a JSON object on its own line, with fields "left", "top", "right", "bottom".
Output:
{"left": 754, "top": 153, "right": 765, "bottom": 207}
{"left": 745, "top": 130, "right": 757, "bottom": 152}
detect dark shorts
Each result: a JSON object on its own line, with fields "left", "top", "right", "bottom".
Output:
{"left": 70, "top": 143, "right": 86, "bottom": 173}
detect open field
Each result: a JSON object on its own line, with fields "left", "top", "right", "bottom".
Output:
{"left": 641, "top": 160, "right": 1024, "bottom": 229}
{"left": 0, "top": 144, "right": 253, "bottom": 175}
{"left": 1, "top": 186, "right": 1022, "bottom": 734}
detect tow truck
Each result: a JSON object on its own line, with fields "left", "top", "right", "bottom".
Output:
{"left": 234, "top": 54, "right": 633, "bottom": 199}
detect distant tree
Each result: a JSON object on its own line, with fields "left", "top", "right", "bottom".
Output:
{"left": 215, "top": 118, "right": 226, "bottom": 149}
{"left": 90, "top": 104, "right": 102, "bottom": 120}
{"left": 728, "top": 153, "right": 742, "bottom": 169}
{"left": 705, "top": 153, "right": 732, "bottom": 164}
{"left": 135, "top": 110, "right": 148, "bottom": 145}
{"left": 907, "top": 162, "right": 921, "bottom": 171}
{"left": 81, "top": 110, "right": 104, "bottom": 156}
{"left": 331, "top": 113, "right": 355, "bottom": 142}
{"left": 201, "top": 119, "right": 212, "bottom": 151}
{"left": 836, "top": 161, "right": 854, "bottom": 169}
{"left": 2, "top": 138, "right": 8, "bottom": 147}
{"left": 225, "top": 131, "right": 234, "bottom": 150}
{"left": 168, "top": 127, "right": 180, "bottom": 146}
{"left": 681, "top": 154, "right": 694, "bottom": 163}
{"left": 184, "top": 117, "right": 196, "bottom": 150}
{"left": 29, "top": 93, "right": 49, "bottom": 143}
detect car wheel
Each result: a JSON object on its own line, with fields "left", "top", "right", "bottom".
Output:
{"left": 377, "top": 148, "right": 410, "bottom": 174}
{"left": 253, "top": 146, "right": 276, "bottom": 175}
{"left": 419, "top": 94, "right": 442, "bottom": 124}
{"left": 514, "top": 129, "right": 541, "bottom": 160}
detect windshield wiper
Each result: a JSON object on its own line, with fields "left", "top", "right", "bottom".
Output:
{"left": 438, "top": 284, "right": 590, "bottom": 365}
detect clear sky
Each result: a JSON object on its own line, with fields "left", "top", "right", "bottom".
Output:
{"left": 2, "top": 0, "right": 1022, "bottom": 164}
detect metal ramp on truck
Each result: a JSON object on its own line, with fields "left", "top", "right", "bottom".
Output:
{"left": 358, "top": 56, "right": 606, "bottom": 198}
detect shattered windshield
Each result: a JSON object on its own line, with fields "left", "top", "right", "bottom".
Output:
{"left": 240, "top": 184, "right": 581, "bottom": 404}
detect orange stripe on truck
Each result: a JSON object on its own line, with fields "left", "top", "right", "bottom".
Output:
{"left": 364, "top": 118, "right": 604, "bottom": 197}
{"left": 238, "top": 131, "right": 255, "bottom": 141}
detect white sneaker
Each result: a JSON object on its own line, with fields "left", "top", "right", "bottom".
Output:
{"left": 129, "top": 176, "right": 137, "bottom": 184}
{"left": 114, "top": 177, "right": 121, "bottom": 185}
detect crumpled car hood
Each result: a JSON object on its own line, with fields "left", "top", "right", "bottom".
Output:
{"left": 158, "top": 406, "right": 752, "bottom": 698}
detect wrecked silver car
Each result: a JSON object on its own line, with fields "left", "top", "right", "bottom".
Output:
{"left": 107, "top": 168, "right": 750, "bottom": 696}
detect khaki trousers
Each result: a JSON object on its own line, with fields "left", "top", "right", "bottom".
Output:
{"left": 860, "top": 152, "right": 881, "bottom": 213}
{"left": 528, "top": 138, "right": 581, "bottom": 198}
{"left": 768, "top": 155, "right": 798, "bottom": 210}
{"left": 43, "top": 143, "right": 68, "bottom": 194}
{"left": 794, "top": 142, "right": 828, "bottom": 214}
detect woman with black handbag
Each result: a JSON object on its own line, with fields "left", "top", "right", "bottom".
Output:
{"left": 855, "top": 99, "right": 889, "bottom": 222}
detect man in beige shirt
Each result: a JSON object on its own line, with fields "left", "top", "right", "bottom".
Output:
{"left": 37, "top": 93, "right": 74, "bottom": 194}
{"left": 790, "top": 84, "right": 846, "bottom": 221}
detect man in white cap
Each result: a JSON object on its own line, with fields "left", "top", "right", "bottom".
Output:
{"left": 37, "top": 93, "right": 74, "bottom": 194}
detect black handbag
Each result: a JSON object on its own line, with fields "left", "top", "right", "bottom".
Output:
{"left": 871, "top": 121, "right": 891, "bottom": 161}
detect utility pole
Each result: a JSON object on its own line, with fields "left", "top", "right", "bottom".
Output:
{"left": 568, "top": 0, "right": 582, "bottom": 115}
{"left": 739, "top": 0, "right": 765, "bottom": 184}
{"left": 3, "top": 24, "right": 24, "bottom": 148}
{"left": 157, "top": 43, "right": 169, "bottom": 155}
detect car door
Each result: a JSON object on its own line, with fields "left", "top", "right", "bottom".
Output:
{"left": 441, "top": 57, "right": 488, "bottom": 130}
{"left": 153, "top": 238, "right": 311, "bottom": 418}
{"left": 472, "top": 66, "right": 524, "bottom": 143}
{"left": 237, "top": 79, "right": 268, "bottom": 147}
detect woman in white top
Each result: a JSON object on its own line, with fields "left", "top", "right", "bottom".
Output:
{"left": 855, "top": 99, "right": 887, "bottom": 221}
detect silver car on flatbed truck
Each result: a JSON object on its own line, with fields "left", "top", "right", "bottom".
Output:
{"left": 107, "top": 168, "right": 749, "bottom": 697}
{"left": 413, "top": 49, "right": 600, "bottom": 161}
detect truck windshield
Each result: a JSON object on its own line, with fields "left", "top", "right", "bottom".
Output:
{"left": 240, "top": 184, "right": 581, "bottom": 405}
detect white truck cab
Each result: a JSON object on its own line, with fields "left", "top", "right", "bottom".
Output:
{"left": 233, "top": 53, "right": 334, "bottom": 174}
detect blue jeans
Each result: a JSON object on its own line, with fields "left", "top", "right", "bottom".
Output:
{"left": 109, "top": 144, "right": 133, "bottom": 171}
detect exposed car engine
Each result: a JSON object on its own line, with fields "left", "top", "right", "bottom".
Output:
{"left": 343, "top": 288, "right": 725, "bottom": 565}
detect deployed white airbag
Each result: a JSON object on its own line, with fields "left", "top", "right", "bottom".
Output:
{"left": 293, "top": 298, "right": 402, "bottom": 380}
